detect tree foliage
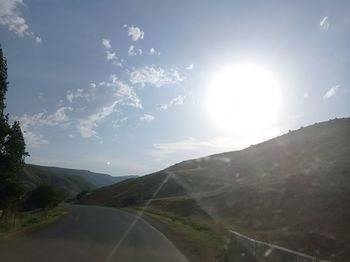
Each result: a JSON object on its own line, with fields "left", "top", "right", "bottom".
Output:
{"left": 26, "top": 184, "right": 65, "bottom": 209}
{"left": 0, "top": 45, "right": 28, "bottom": 215}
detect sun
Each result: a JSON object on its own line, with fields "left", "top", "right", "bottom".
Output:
{"left": 207, "top": 63, "right": 281, "bottom": 134}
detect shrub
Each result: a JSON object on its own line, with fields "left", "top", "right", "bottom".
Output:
{"left": 26, "top": 184, "right": 65, "bottom": 209}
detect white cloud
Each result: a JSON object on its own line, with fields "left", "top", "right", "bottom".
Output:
{"left": 110, "top": 74, "right": 142, "bottom": 108}
{"left": 129, "top": 66, "right": 185, "bottom": 88}
{"left": 127, "top": 25, "right": 144, "bottom": 41}
{"left": 14, "top": 107, "right": 73, "bottom": 147}
{"left": 102, "top": 38, "right": 111, "bottom": 49}
{"left": 186, "top": 64, "right": 194, "bottom": 70}
{"left": 68, "top": 134, "right": 75, "bottom": 139}
{"left": 106, "top": 50, "right": 117, "bottom": 60}
{"left": 140, "top": 114, "right": 155, "bottom": 123}
{"left": 16, "top": 107, "right": 73, "bottom": 129}
{"left": 128, "top": 45, "right": 142, "bottom": 56}
{"left": 100, "top": 39, "right": 123, "bottom": 66}
{"left": 323, "top": 85, "right": 339, "bottom": 99}
{"left": 35, "top": 36, "right": 42, "bottom": 44}
{"left": 160, "top": 95, "right": 185, "bottom": 110}
{"left": 66, "top": 88, "right": 88, "bottom": 103}
{"left": 77, "top": 124, "right": 96, "bottom": 138}
{"left": 23, "top": 131, "right": 49, "bottom": 147}
{"left": 0, "top": 0, "right": 41, "bottom": 41}
{"left": 105, "top": 50, "right": 123, "bottom": 67}
{"left": 320, "top": 16, "right": 330, "bottom": 30}
{"left": 112, "top": 116, "right": 127, "bottom": 128}
{"left": 149, "top": 48, "right": 155, "bottom": 55}
{"left": 77, "top": 101, "right": 118, "bottom": 138}
{"left": 75, "top": 75, "right": 142, "bottom": 138}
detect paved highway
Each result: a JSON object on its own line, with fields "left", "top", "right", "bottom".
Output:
{"left": 0, "top": 205, "right": 188, "bottom": 262}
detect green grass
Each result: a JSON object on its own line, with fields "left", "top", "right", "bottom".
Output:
{"left": 129, "top": 207, "right": 228, "bottom": 261}
{"left": 0, "top": 207, "right": 68, "bottom": 239}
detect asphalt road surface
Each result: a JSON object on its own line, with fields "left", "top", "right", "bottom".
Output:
{"left": 0, "top": 205, "right": 188, "bottom": 262}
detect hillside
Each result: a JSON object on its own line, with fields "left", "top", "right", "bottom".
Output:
{"left": 22, "top": 164, "right": 136, "bottom": 198}
{"left": 81, "top": 118, "right": 350, "bottom": 261}
{"left": 27, "top": 164, "right": 136, "bottom": 188}
{"left": 22, "top": 165, "right": 95, "bottom": 198}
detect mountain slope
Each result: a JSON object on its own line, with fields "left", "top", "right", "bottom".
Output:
{"left": 22, "top": 164, "right": 96, "bottom": 198}
{"left": 28, "top": 164, "right": 136, "bottom": 188}
{"left": 81, "top": 118, "right": 350, "bottom": 261}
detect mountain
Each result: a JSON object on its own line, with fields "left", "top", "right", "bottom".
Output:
{"left": 27, "top": 164, "right": 136, "bottom": 188}
{"left": 81, "top": 118, "right": 350, "bottom": 261}
{"left": 22, "top": 164, "right": 95, "bottom": 198}
{"left": 23, "top": 164, "right": 136, "bottom": 198}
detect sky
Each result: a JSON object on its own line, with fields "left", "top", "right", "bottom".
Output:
{"left": 0, "top": 0, "right": 349, "bottom": 176}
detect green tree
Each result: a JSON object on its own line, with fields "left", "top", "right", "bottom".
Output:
{"left": 0, "top": 47, "right": 8, "bottom": 116}
{"left": 26, "top": 184, "right": 65, "bottom": 209}
{"left": 0, "top": 45, "right": 28, "bottom": 217}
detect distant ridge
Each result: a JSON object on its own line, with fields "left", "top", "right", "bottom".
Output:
{"left": 28, "top": 164, "right": 136, "bottom": 188}
{"left": 22, "top": 164, "right": 95, "bottom": 198}
{"left": 23, "top": 164, "right": 137, "bottom": 198}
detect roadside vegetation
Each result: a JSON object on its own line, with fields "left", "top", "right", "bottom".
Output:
{"left": 0, "top": 46, "right": 67, "bottom": 236}
{"left": 138, "top": 207, "right": 228, "bottom": 262}
{"left": 0, "top": 207, "right": 68, "bottom": 239}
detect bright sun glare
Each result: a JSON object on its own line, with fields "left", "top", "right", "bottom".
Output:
{"left": 207, "top": 63, "right": 281, "bottom": 134}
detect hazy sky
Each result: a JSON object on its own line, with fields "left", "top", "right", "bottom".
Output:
{"left": 0, "top": 0, "right": 349, "bottom": 176}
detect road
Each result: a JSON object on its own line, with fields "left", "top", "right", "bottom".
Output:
{"left": 0, "top": 204, "right": 188, "bottom": 262}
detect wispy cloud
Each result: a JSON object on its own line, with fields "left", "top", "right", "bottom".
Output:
{"left": 112, "top": 116, "right": 127, "bottom": 128}
{"left": 66, "top": 88, "right": 88, "bottom": 103}
{"left": 73, "top": 74, "right": 142, "bottom": 138}
{"left": 14, "top": 107, "right": 73, "bottom": 147}
{"left": 106, "top": 51, "right": 123, "bottom": 67}
{"left": 140, "top": 114, "right": 155, "bottom": 123}
{"left": 16, "top": 107, "right": 73, "bottom": 129}
{"left": 148, "top": 47, "right": 160, "bottom": 56}
{"left": 320, "top": 16, "right": 330, "bottom": 30}
{"left": 106, "top": 50, "right": 117, "bottom": 61}
{"left": 186, "top": 64, "right": 194, "bottom": 70}
{"left": 128, "top": 45, "right": 142, "bottom": 56}
{"left": 127, "top": 25, "right": 144, "bottom": 41}
{"left": 102, "top": 38, "right": 111, "bottom": 49}
{"left": 0, "top": 0, "right": 41, "bottom": 42}
{"left": 77, "top": 101, "right": 118, "bottom": 138}
{"left": 23, "top": 131, "right": 49, "bottom": 147}
{"left": 101, "top": 38, "right": 123, "bottom": 66}
{"left": 160, "top": 95, "right": 185, "bottom": 110}
{"left": 323, "top": 85, "right": 339, "bottom": 99}
{"left": 129, "top": 65, "right": 185, "bottom": 88}
{"left": 35, "top": 36, "right": 42, "bottom": 44}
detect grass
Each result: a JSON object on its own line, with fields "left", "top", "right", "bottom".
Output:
{"left": 128, "top": 206, "right": 228, "bottom": 262}
{"left": 0, "top": 207, "right": 68, "bottom": 239}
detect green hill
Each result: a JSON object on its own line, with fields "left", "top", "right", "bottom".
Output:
{"left": 81, "top": 118, "right": 350, "bottom": 261}
{"left": 22, "top": 165, "right": 136, "bottom": 198}
{"left": 22, "top": 165, "right": 95, "bottom": 198}
{"left": 28, "top": 165, "right": 136, "bottom": 188}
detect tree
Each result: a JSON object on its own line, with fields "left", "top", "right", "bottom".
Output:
{"left": 26, "top": 184, "right": 65, "bottom": 209}
{"left": 0, "top": 45, "right": 28, "bottom": 217}
{"left": 0, "top": 47, "right": 8, "bottom": 117}
{"left": 76, "top": 190, "right": 89, "bottom": 201}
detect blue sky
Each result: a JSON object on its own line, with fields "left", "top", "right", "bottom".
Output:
{"left": 0, "top": 0, "right": 349, "bottom": 176}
